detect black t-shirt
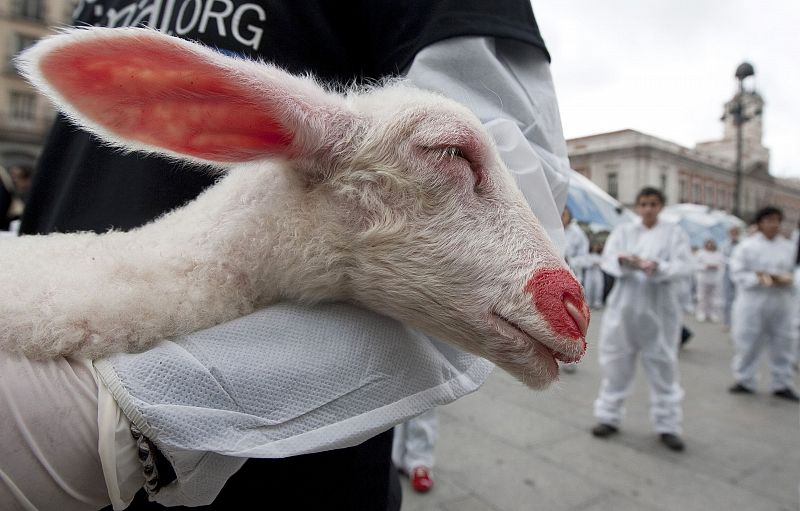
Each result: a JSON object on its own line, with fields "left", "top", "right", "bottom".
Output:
{"left": 21, "top": 0, "right": 548, "bottom": 235}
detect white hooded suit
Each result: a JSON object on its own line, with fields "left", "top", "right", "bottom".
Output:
{"left": 593, "top": 219, "right": 692, "bottom": 434}
{"left": 729, "top": 232, "right": 797, "bottom": 391}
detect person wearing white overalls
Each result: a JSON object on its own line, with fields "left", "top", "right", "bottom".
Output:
{"left": 591, "top": 187, "right": 692, "bottom": 452}
{"left": 728, "top": 206, "right": 799, "bottom": 402}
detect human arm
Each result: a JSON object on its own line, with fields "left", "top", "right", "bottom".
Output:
{"left": 569, "top": 225, "right": 590, "bottom": 269}
{"left": 599, "top": 227, "right": 636, "bottom": 278}
{"left": 647, "top": 227, "right": 692, "bottom": 283}
{"left": 405, "top": 36, "right": 570, "bottom": 251}
{"left": 727, "top": 240, "right": 793, "bottom": 289}
{"left": 729, "top": 242, "right": 762, "bottom": 289}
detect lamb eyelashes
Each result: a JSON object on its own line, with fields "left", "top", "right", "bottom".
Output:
{"left": 440, "top": 147, "right": 465, "bottom": 161}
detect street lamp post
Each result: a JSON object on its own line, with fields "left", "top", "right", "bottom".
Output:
{"left": 732, "top": 62, "right": 754, "bottom": 219}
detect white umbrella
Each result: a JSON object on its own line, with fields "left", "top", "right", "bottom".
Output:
{"left": 565, "top": 169, "right": 635, "bottom": 232}
{"left": 661, "top": 203, "right": 744, "bottom": 248}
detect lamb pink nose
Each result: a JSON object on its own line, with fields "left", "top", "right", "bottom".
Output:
{"left": 524, "top": 268, "right": 590, "bottom": 340}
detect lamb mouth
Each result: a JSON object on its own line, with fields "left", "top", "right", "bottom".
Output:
{"left": 489, "top": 312, "right": 581, "bottom": 364}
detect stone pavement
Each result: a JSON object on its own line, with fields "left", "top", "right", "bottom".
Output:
{"left": 399, "top": 310, "right": 799, "bottom": 511}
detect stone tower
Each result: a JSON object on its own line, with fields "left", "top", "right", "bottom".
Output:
{"left": 721, "top": 91, "right": 764, "bottom": 149}
{"left": 695, "top": 89, "right": 770, "bottom": 173}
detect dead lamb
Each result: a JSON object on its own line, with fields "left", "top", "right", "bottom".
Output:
{"left": 1, "top": 27, "right": 589, "bottom": 389}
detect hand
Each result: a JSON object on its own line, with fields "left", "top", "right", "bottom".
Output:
{"left": 638, "top": 259, "right": 659, "bottom": 275}
{"left": 771, "top": 273, "right": 795, "bottom": 286}
{"left": 618, "top": 255, "right": 640, "bottom": 268}
{"left": 756, "top": 271, "right": 774, "bottom": 287}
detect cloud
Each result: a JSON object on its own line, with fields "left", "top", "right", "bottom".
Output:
{"left": 534, "top": 0, "right": 800, "bottom": 177}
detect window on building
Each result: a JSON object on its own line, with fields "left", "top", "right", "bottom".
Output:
{"left": 12, "top": 0, "right": 44, "bottom": 19}
{"left": 13, "top": 33, "right": 40, "bottom": 55}
{"left": 10, "top": 91, "right": 36, "bottom": 121}
{"left": 678, "top": 178, "right": 687, "bottom": 202}
{"left": 705, "top": 185, "right": 714, "bottom": 206}
{"left": 607, "top": 172, "right": 618, "bottom": 199}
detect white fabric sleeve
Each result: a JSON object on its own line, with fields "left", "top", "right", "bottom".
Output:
{"left": 651, "top": 227, "right": 693, "bottom": 283}
{"left": 729, "top": 243, "right": 761, "bottom": 290}
{"left": 405, "top": 36, "right": 571, "bottom": 252}
{"left": 573, "top": 224, "right": 590, "bottom": 269}
{"left": 599, "top": 226, "right": 634, "bottom": 279}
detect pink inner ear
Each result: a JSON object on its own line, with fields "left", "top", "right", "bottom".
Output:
{"left": 40, "top": 35, "right": 293, "bottom": 162}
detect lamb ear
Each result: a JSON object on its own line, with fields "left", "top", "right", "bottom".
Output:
{"left": 16, "top": 27, "right": 354, "bottom": 167}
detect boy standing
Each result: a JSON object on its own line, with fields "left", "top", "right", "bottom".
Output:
{"left": 591, "top": 187, "right": 692, "bottom": 451}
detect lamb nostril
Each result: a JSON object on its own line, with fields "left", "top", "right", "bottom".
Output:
{"left": 525, "top": 267, "right": 590, "bottom": 341}
{"left": 564, "top": 300, "right": 588, "bottom": 338}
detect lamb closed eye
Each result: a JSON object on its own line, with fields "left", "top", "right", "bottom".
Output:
{"left": 440, "top": 146, "right": 466, "bottom": 160}
{"left": 437, "top": 147, "right": 484, "bottom": 190}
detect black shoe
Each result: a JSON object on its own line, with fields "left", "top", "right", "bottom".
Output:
{"left": 680, "top": 326, "right": 693, "bottom": 346}
{"left": 659, "top": 433, "right": 685, "bottom": 452}
{"left": 591, "top": 423, "right": 619, "bottom": 438}
{"left": 728, "top": 383, "right": 754, "bottom": 394}
{"left": 773, "top": 388, "right": 800, "bottom": 402}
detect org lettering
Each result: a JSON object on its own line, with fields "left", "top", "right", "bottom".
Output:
{"left": 74, "top": 0, "right": 267, "bottom": 51}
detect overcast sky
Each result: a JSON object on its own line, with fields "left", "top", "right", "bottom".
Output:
{"left": 533, "top": 1, "right": 800, "bottom": 178}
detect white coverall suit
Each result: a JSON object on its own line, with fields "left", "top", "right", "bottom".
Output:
{"left": 593, "top": 219, "right": 692, "bottom": 434}
{"left": 392, "top": 409, "right": 437, "bottom": 473}
{"left": 583, "top": 252, "right": 604, "bottom": 308}
{"left": 564, "top": 221, "right": 589, "bottom": 282}
{"left": 694, "top": 248, "right": 725, "bottom": 322}
{"left": 729, "top": 232, "right": 797, "bottom": 391}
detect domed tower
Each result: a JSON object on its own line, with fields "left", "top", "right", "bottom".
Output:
{"left": 721, "top": 90, "right": 764, "bottom": 149}
{"left": 695, "top": 72, "right": 769, "bottom": 174}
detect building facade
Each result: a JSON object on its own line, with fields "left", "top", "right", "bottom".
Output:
{"left": 567, "top": 90, "right": 800, "bottom": 227}
{"left": 0, "top": 0, "right": 75, "bottom": 170}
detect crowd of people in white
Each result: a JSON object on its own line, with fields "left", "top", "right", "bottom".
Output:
{"left": 562, "top": 194, "right": 800, "bottom": 454}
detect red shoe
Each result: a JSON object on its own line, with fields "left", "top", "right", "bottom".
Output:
{"left": 410, "top": 466, "right": 433, "bottom": 493}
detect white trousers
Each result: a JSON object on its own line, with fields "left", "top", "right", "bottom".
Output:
{"left": 695, "top": 280, "right": 720, "bottom": 321}
{"left": 583, "top": 267, "right": 605, "bottom": 308}
{"left": 731, "top": 290, "right": 796, "bottom": 391}
{"left": 593, "top": 304, "right": 684, "bottom": 434}
{"left": 391, "top": 409, "right": 437, "bottom": 472}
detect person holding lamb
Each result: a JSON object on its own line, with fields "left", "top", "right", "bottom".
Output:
{"left": 0, "top": 2, "right": 585, "bottom": 511}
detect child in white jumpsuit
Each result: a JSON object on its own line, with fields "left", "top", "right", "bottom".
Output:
{"left": 562, "top": 206, "right": 590, "bottom": 282}
{"left": 561, "top": 207, "right": 589, "bottom": 373}
{"left": 583, "top": 240, "right": 605, "bottom": 309}
{"left": 728, "top": 206, "right": 798, "bottom": 401}
{"left": 694, "top": 239, "right": 724, "bottom": 322}
{"left": 392, "top": 409, "right": 437, "bottom": 493}
{"left": 591, "top": 187, "right": 692, "bottom": 452}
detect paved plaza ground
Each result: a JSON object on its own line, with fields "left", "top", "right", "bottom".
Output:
{"left": 399, "top": 310, "right": 799, "bottom": 511}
